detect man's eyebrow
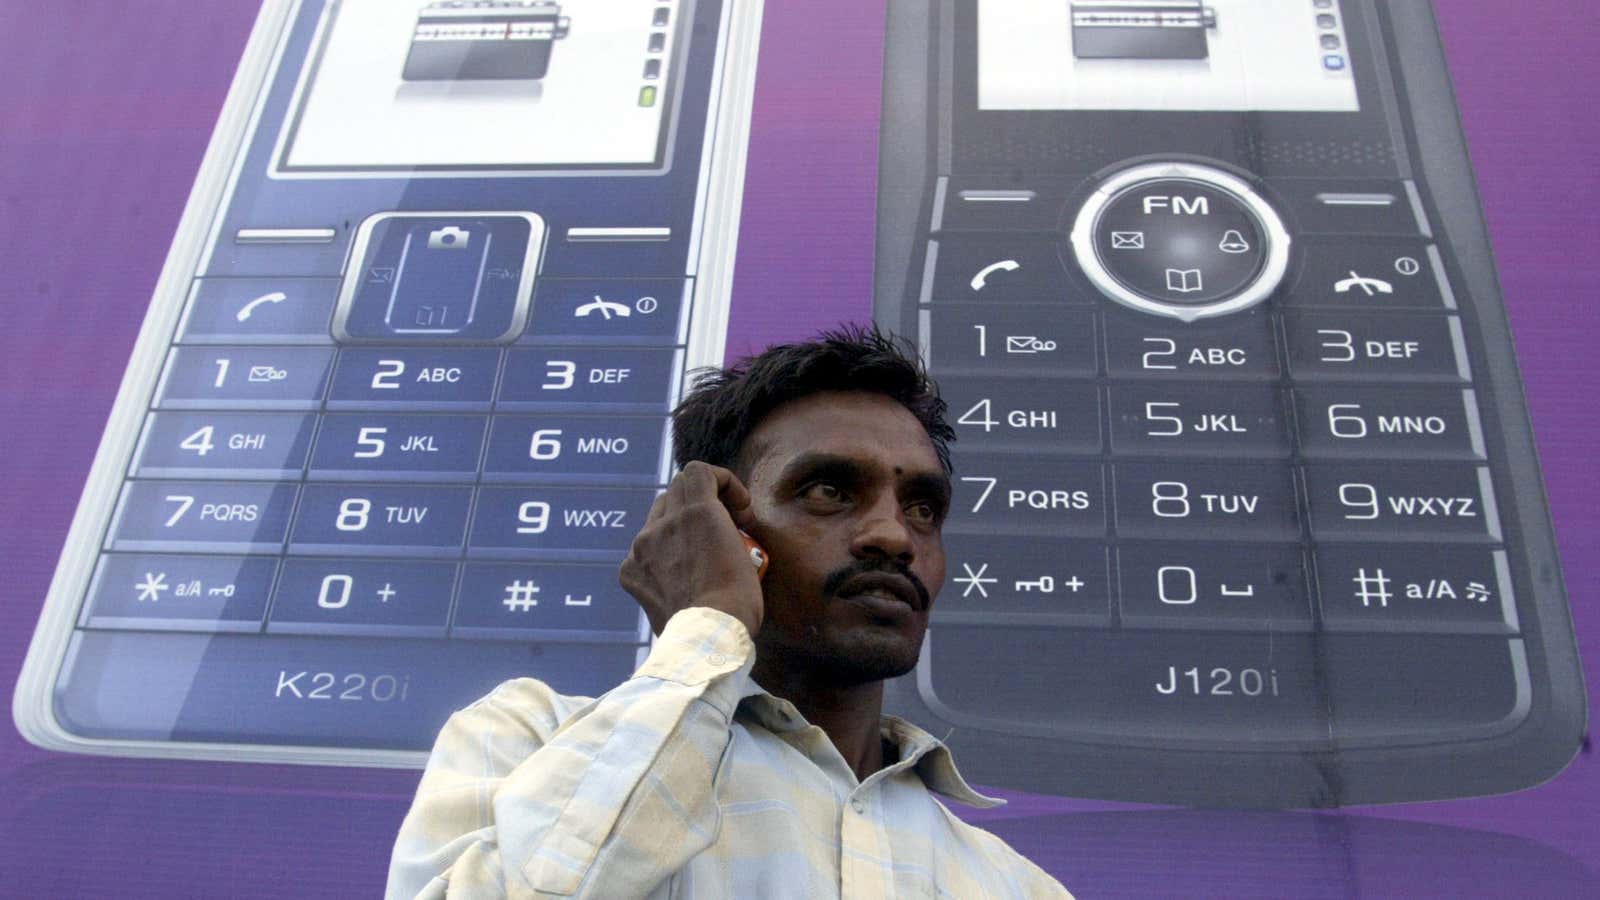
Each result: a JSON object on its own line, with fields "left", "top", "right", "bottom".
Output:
{"left": 776, "top": 453, "right": 867, "bottom": 485}
{"left": 902, "top": 471, "right": 952, "bottom": 506}
{"left": 777, "top": 452, "right": 950, "bottom": 501}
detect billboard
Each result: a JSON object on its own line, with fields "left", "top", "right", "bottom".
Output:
{"left": 1, "top": 0, "right": 1594, "bottom": 895}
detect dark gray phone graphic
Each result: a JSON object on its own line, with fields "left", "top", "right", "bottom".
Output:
{"left": 874, "top": 0, "right": 1584, "bottom": 807}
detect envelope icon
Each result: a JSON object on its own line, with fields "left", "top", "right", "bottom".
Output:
{"left": 247, "top": 365, "right": 288, "bottom": 383}
{"left": 1111, "top": 231, "right": 1146, "bottom": 250}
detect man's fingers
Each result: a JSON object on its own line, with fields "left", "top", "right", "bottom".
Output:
{"left": 675, "top": 462, "right": 751, "bottom": 514}
{"left": 714, "top": 469, "right": 751, "bottom": 513}
{"left": 726, "top": 502, "right": 759, "bottom": 533}
{"left": 643, "top": 489, "right": 671, "bottom": 523}
{"left": 670, "top": 460, "right": 717, "bottom": 504}
{"left": 659, "top": 462, "right": 760, "bottom": 541}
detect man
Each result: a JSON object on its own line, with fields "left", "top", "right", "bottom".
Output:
{"left": 387, "top": 326, "right": 1071, "bottom": 898}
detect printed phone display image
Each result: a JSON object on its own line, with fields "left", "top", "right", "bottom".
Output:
{"left": 873, "top": 0, "right": 1585, "bottom": 807}
{"left": 12, "top": 0, "right": 764, "bottom": 767}
{"left": 290, "top": 0, "right": 667, "bottom": 170}
{"left": 1067, "top": 2, "right": 1218, "bottom": 62}
{"left": 402, "top": 1, "right": 572, "bottom": 82}
{"left": 1008, "top": 0, "right": 1357, "bottom": 109}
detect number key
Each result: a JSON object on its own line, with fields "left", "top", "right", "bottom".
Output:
{"left": 483, "top": 415, "right": 666, "bottom": 484}
{"left": 1108, "top": 384, "right": 1288, "bottom": 457}
{"left": 1296, "top": 387, "right": 1483, "bottom": 460}
{"left": 1103, "top": 308, "right": 1279, "bottom": 379}
{"left": 328, "top": 348, "right": 500, "bottom": 410}
{"left": 1285, "top": 312, "right": 1469, "bottom": 382}
{"left": 269, "top": 559, "right": 455, "bottom": 637}
{"left": 309, "top": 414, "right": 487, "bottom": 481}
{"left": 499, "top": 348, "right": 678, "bottom": 412}
{"left": 925, "top": 305, "right": 1097, "bottom": 377}
{"left": 942, "top": 376, "right": 1101, "bottom": 453}
{"left": 109, "top": 481, "right": 297, "bottom": 552}
{"left": 1304, "top": 463, "right": 1500, "bottom": 542}
{"left": 945, "top": 453, "right": 1105, "bottom": 537}
{"left": 158, "top": 347, "right": 334, "bottom": 409}
{"left": 288, "top": 485, "right": 472, "bottom": 556}
{"left": 1113, "top": 463, "right": 1299, "bottom": 541}
{"left": 469, "top": 487, "right": 658, "bottom": 560}
{"left": 134, "top": 412, "right": 315, "bottom": 478}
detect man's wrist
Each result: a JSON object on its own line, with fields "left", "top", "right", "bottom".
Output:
{"left": 638, "top": 607, "right": 757, "bottom": 689}
{"left": 684, "top": 591, "right": 761, "bottom": 639}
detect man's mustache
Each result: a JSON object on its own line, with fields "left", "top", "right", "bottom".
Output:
{"left": 821, "top": 558, "right": 932, "bottom": 610}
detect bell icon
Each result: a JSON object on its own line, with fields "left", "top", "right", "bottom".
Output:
{"left": 1218, "top": 230, "right": 1251, "bottom": 254}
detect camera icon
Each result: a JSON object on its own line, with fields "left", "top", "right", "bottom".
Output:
{"left": 427, "top": 225, "right": 471, "bottom": 250}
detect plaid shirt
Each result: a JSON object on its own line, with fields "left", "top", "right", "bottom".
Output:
{"left": 387, "top": 607, "right": 1071, "bottom": 899}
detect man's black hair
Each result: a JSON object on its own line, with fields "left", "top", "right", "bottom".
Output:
{"left": 672, "top": 323, "right": 954, "bottom": 475}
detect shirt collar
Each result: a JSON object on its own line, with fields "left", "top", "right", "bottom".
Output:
{"left": 735, "top": 688, "right": 1005, "bottom": 809}
{"left": 879, "top": 714, "right": 1005, "bottom": 809}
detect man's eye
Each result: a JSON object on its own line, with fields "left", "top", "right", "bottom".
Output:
{"left": 801, "top": 482, "right": 846, "bottom": 503}
{"left": 906, "top": 501, "right": 942, "bottom": 524}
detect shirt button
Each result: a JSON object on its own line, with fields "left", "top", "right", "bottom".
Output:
{"left": 850, "top": 798, "right": 866, "bottom": 814}
{"left": 708, "top": 652, "right": 728, "bottom": 666}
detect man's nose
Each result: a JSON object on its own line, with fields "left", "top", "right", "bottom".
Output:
{"left": 851, "top": 493, "right": 915, "bottom": 562}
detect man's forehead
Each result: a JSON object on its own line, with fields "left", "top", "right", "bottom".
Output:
{"left": 743, "top": 391, "right": 942, "bottom": 474}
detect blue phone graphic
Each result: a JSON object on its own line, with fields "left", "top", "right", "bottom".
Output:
{"left": 14, "top": 0, "right": 764, "bottom": 767}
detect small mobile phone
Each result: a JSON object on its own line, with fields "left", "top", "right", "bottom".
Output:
{"left": 739, "top": 530, "right": 769, "bottom": 580}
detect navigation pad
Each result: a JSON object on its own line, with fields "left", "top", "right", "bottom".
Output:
{"left": 1090, "top": 180, "right": 1265, "bottom": 303}
{"left": 1071, "top": 163, "right": 1290, "bottom": 321}
{"left": 334, "top": 213, "right": 544, "bottom": 343}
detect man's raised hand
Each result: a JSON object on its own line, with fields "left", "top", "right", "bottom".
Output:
{"left": 619, "top": 462, "right": 765, "bottom": 637}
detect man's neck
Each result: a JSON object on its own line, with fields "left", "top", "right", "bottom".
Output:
{"left": 751, "top": 667, "right": 888, "bottom": 781}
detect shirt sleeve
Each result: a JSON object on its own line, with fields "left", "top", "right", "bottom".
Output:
{"left": 385, "top": 607, "right": 756, "bottom": 899}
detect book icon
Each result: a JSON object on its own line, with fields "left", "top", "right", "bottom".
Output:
{"left": 1165, "top": 268, "right": 1204, "bottom": 294}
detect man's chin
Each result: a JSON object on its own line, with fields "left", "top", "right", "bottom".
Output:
{"left": 753, "top": 618, "right": 925, "bottom": 686}
{"left": 823, "top": 632, "right": 923, "bottom": 684}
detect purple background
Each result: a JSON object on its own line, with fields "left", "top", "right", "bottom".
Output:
{"left": 1, "top": 1, "right": 1594, "bottom": 895}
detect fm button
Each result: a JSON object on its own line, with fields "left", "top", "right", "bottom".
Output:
{"left": 1070, "top": 163, "right": 1290, "bottom": 322}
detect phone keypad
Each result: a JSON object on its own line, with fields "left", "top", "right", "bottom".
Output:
{"left": 85, "top": 211, "right": 688, "bottom": 693}
{"left": 903, "top": 168, "right": 1528, "bottom": 747}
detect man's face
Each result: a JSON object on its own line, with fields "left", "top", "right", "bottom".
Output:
{"left": 739, "top": 391, "right": 950, "bottom": 687}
